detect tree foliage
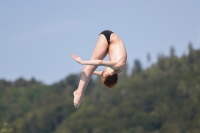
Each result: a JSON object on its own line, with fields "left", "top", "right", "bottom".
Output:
{"left": 1, "top": 43, "right": 200, "bottom": 133}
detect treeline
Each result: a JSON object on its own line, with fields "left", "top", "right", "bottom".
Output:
{"left": 1, "top": 43, "right": 200, "bottom": 133}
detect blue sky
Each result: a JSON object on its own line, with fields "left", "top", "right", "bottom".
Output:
{"left": 0, "top": 1, "right": 200, "bottom": 84}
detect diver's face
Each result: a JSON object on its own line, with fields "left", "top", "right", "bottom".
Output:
{"left": 103, "top": 67, "right": 114, "bottom": 77}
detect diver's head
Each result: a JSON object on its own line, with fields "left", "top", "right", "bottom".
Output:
{"left": 101, "top": 67, "right": 118, "bottom": 88}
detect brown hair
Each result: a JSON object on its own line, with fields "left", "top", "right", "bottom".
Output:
{"left": 102, "top": 73, "right": 118, "bottom": 88}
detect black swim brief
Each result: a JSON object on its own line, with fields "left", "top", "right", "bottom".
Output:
{"left": 100, "top": 30, "right": 113, "bottom": 44}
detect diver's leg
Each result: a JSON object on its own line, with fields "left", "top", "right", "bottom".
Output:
{"left": 90, "top": 34, "right": 109, "bottom": 60}
{"left": 74, "top": 35, "right": 108, "bottom": 108}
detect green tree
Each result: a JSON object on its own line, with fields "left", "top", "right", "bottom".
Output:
{"left": 1, "top": 123, "right": 13, "bottom": 133}
{"left": 132, "top": 59, "right": 142, "bottom": 74}
{"left": 170, "top": 46, "right": 176, "bottom": 57}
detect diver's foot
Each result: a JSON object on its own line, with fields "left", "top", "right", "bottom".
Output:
{"left": 73, "top": 90, "right": 83, "bottom": 108}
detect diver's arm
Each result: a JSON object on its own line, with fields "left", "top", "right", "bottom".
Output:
{"left": 93, "top": 71, "right": 103, "bottom": 76}
{"left": 81, "top": 60, "right": 117, "bottom": 67}
{"left": 71, "top": 53, "right": 117, "bottom": 67}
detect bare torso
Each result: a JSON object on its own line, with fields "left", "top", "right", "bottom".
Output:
{"left": 108, "top": 33, "right": 127, "bottom": 72}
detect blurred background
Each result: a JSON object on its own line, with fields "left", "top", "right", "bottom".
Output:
{"left": 0, "top": 1, "right": 200, "bottom": 133}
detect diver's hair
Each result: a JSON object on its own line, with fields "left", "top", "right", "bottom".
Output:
{"left": 102, "top": 74, "right": 118, "bottom": 88}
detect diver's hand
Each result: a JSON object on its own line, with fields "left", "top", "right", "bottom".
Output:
{"left": 71, "top": 54, "right": 82, "bottom": 64}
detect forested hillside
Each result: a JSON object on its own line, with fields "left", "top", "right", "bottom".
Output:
{"left": 1, "top": 44, "right": 200, "bottom": 133}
